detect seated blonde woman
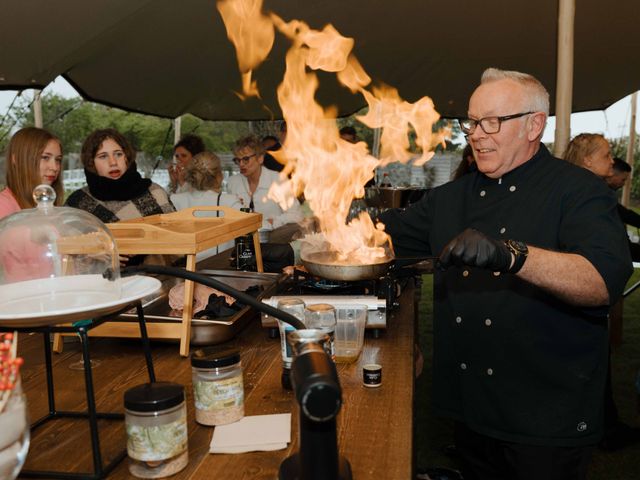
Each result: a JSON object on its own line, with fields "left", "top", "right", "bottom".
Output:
{"left": 171, "top": 151, "right": 241, "bottom": 259}
{"left": 564, "top": 133, "right": 614, "bottom": 180}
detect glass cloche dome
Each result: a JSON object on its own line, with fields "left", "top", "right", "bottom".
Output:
{"left": 0, "top": 185, "right": 121, "bottom": 323}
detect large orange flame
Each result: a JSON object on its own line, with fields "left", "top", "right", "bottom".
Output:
{"left": 217, "top": 0, "right": 448, "bottom": 265}
{"left": 217, "top": 0, "right": 274, "bottom": 98}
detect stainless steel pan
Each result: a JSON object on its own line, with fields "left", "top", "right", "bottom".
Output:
{"left": 300, "top": 252, "right": 438, "bottom": 281}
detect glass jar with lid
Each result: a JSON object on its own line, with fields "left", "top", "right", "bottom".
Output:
{"left": 124, "top": 382, "right": 188, "bottom": 479}
{"left": 191, "top": 346, "right": 244, "bottom": 426}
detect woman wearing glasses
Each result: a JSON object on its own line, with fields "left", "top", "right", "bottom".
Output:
{"left": 227, "top": 135, "right": 303, "bottom": 230}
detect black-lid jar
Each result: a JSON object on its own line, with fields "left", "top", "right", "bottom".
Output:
{"left": 124, "top": 382, "right": 188, "bottom": 478}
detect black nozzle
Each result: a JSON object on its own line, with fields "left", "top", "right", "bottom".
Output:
{"left": 292, "top": 348, "right": 341, "bottom": 422}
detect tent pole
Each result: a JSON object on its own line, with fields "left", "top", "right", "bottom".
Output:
{"left": 33, "top": 89, "right": 43, "bottom": 128}
{"left": 622, "top": 92, "right": 637, "bottom": 207}
{"left": 553, "top": 0, "right": 575, "bottom": 158}
{"left": 174, "top": 116, "right": 182, "bottom": 144}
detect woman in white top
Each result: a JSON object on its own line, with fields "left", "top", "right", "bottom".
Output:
{"left": 227, "top": 135, "right": 303, "bottom": 231}
{"left": 171, "top": 151, "right": 241, "bottom": 259}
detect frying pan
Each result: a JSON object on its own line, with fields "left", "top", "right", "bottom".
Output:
{"left": 301, "top": 251, "right": 438, "bottom": 281}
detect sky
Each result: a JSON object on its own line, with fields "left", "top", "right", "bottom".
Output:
{"left": 1, "top": 76, "right": 638, "bottom": 144}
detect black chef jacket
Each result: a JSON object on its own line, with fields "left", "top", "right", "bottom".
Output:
{"left": 380, "top": 144, "right": 632, "bottom": 447}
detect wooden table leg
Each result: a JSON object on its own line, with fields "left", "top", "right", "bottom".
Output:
{"left": 52, "top": 332, "right": 64, "bottom": 353}
{"left": 253, "top": 231, "right": 264, "bottom": 272}
{"left": 179, "top": 254, "right": 197, "bottom": 357}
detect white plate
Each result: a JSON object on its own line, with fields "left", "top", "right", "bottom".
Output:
{"left": 0, "top": 275, "right": 161, "bottom": 327}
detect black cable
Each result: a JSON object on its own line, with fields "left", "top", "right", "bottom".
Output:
{"left": 159, "top": 120, "right": 173, "bottom": 159}
{"left": 120, "top": 265, "right": 306, "bottom": 330}
{"left": 150, "top": 121, "right": 174, "bottom": 179}
{"left": 0, "top": 91, "right": 26, "bottom": 143}
{"left": 45, "top": 99, "right": 84, "bottom": 125}
{"left": 0, "top": 91, "right": 23, "bottom": 130}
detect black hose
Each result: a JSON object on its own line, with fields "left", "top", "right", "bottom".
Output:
{"left": 121, "top": 265, "right": 306, "bottom": 330}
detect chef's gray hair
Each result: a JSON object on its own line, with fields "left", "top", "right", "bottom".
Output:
{"left": 481, "top": 68, "right": 550, "bottom": 115}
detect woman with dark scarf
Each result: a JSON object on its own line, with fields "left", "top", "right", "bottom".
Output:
{"left": 65, "top": 129, "right": 175, "bottom": 265}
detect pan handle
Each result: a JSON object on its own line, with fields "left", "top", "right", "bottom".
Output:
{"left": 390, "top": 256, "right": 440, "bottom": 273}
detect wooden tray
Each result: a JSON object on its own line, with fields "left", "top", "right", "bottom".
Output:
{"left": 106, "top": 206, "right": 263, "bottom": 255}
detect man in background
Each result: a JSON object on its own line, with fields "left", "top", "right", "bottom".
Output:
{"left": 607, "top": 157, "right": 640, "bottom": 261}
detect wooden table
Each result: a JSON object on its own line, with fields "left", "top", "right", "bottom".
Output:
{"left": 19, "top": 281, "right": 417, "bottom": 479}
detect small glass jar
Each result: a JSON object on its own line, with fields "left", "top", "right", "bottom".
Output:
{"left": 124, "top": 382, "right": 188, "bottom": 479}
{"left": 304, "top": 304, "right": 336, "bottom": 358}
{"left": 276, "top": 298, "right": 306, "bottom": 390}
{"left": 191, "top": 346, "right": 244, "bottom": 426}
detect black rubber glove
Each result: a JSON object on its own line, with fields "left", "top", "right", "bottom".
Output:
{"left": 438, "top": 228, "right": 513, "bottom": 272}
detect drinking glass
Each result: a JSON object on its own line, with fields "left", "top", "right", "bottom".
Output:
{"left": 0, "top": 390, "right": 30, "bottom": 479}
{"left": 68, "top": 327, "right": 100, "bottom": 371}
{"left": 304, "top": 304, "right": 336, "bottom": 358}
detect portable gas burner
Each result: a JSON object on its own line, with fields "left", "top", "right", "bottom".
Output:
{"left": 260, "top": 267, "right": 412, "bottom": 336}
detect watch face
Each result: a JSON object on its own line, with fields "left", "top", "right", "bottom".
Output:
{"left": 508, "top": 240, "right": 528, "bottom": 254}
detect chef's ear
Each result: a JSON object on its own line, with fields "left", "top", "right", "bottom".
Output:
{"left": 526, "top": 112, "right": 547, "bottom": 141}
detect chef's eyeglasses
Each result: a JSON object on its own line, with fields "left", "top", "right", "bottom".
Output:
{"left": 233, "top": 153, "right": 256, "bottom": 165}
{"left": 459, "top": 111, "right": 534, "bottom": 135}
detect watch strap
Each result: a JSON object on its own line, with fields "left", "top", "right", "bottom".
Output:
{"left": 505, "top": 240, "right": 528, "bottom": 274}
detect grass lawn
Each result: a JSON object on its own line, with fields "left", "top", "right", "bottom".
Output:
{"left": 415, "top": 271, "right": 640, "bottom": 479}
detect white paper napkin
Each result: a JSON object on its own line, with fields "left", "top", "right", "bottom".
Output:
{"left": 210, "top": 413, "right": 292, "bottom": 454}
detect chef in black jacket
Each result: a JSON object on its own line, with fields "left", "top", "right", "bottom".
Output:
{"left": 380, "top": 68, "right": 632, "bottom": 480}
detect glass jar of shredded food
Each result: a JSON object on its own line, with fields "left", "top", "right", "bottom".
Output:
{"left": 191, "top": 346, "right": 244, "bottom": 426}
{"left": 124, "top": 382, "right": 188, "bottom": 479}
